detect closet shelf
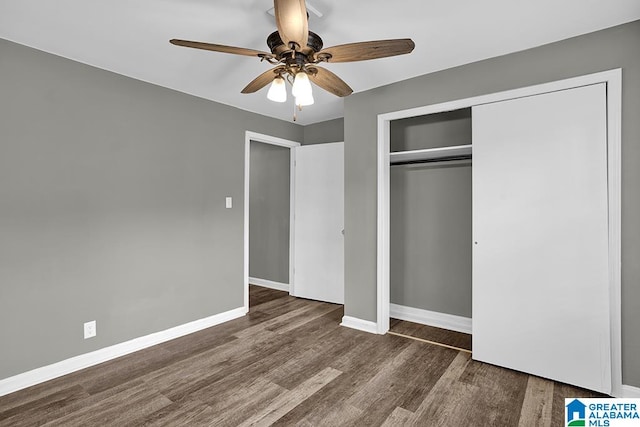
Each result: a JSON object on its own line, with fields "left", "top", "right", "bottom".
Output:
{"left": 390, "top": 144, "right": 472, "bottom": 165}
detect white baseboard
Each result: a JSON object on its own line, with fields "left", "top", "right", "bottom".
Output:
{"left": 249, "top": 277, "right": 290, "bottom": 292}
{"left": 340, "top": 316, "right": 378, "bottom": 334}
{"left": 390, "top": 303, "right": 472, "bottom": 335}
{"left": 0, "top": 306, "right": 246, "bottom": 397}
{"left": 622, "top": 384, "right": 640, "bottom": 398}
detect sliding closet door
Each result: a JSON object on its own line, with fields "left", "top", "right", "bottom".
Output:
{"left": 472, "top": 84, "right": 610, "bottom": 393}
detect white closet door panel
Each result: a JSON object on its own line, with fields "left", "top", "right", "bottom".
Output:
{"left": 293, "top": 142, "right": 344, "bottom": 304}
{"left": 472, "top": 83, "right": 610, "bottom": 393}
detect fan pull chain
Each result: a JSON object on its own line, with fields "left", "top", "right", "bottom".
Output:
{"left": 293, "top": 102, "right": 305, "bottom": 121}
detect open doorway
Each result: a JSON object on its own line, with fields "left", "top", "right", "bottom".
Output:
{"left": 243, "top": 131, "right": 300, "bottom": 311}
{"left": 243, "top": 132, "right": 345, "bottom": 313}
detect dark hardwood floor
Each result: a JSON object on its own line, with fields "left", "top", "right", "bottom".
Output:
{"left": 0, "top": 285, "right": 603, "bottom": 426}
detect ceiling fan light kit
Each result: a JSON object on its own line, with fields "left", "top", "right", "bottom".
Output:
{"left": 170, "top": 0, "right": 415, "bottom": 120}
{"left": 292, "top": 71, "right": 314, "bottom": 106}
{"left": 267, "top": 76, "right": 287, "bottom": 102}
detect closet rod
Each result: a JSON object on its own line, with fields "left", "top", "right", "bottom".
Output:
{"left": 390, "top": 154, "right": 471, "bottom": 166}
{"left": 390, "top": 144, "right": 472, "bottom": 165}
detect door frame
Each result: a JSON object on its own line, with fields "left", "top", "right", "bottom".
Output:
{"left": 376, "top": 69, "right": 622, "bottom": 395}
{"left": 244, "top": 131, "right": 300, "bottom": 312}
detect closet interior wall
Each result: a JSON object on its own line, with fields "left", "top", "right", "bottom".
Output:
{"left": 390, "top": 109, "right": 473, "bottom": 319}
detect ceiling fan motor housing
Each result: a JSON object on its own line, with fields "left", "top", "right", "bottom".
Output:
{"left": 267, "top": 30, "right": 323, "bottom": 55}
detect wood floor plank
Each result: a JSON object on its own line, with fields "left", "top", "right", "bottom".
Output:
{"left": 155, "top": 323, "right": 239, "bottom": 359}
{"left": 75, "top": 344, "right": 175, "bottom": 395}
{"left": 269, "top": 372, "right": 370, "bottom": 426}
{"left": 40, "top": 381, "right": 172, "bottom": 426}
{"left": 408, "top": 352, "right": 474, "bottom": 424}
{"left": 191, "top": 335, "right": 320, "bottom": 404}
{"left": 265, "top": 312, "right": 355, "bottom": 390}
{"left": 265, "top": 303, "right": 341, "bottom": 336}
{"left": 168, "top": 307, "right": 342, "bottom": 405}
{"left": 203, "top": 377, "right": 287, "bottom": 426}
{"left": 328, "top": 329, "right": 411, "bottom": 375}
{"left": 341, "top": 343, "right": 426, "bottom": 423}
{"left": 141, "top": 301, "right": 333, "bottom": 402}
{"left": 0, "top": 378, "right": 83, "bottom": 415}
{"left": 190, "top": 308, "right": 341, "bottom": 396}
{"left": 517, "top": 375, "right": 554, "bottom": 427}
{"left": 269, "top": 332, "right": 419, "bottom": 426}
{"left": 153, "top": 331, "right": 292, "bottom": 402}
{"left": 390, "top": 346, "right": 460, "bottom": 413}
{"left": 0, "top": 385, "right": 89, "bottom": 427}
{"left": 347, "top": 341, "right": 457, "bottom": 416}
{"left": 461, "top": 360, "right": 529, "bottom": 425}
{"left": 247, "top": 293, "right": 311, "bottom": 321}
{"left": 248, "top": 284, "right": 288, "bottom": 307}
{"left": 3, "top": 379, "right": 150, "bottom": 427}
{"left": 292, "top": 400, "right": 364, "bottom": 427}
{"left": 381, "top": 406, "right": 415, "bottom": 427}
{"left": 346, "top": 341, "right": 428, "bottom": 409}
{"left": 233, "top": 303, "right": 336, "bottom": 340}
{"left": 136, "top": 397, "right": 219, "bottom": 427}
{"left": 236, "top": 367, "right": 342, "bottom": 427}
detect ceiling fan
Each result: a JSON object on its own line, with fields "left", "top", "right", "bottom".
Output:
{"left": 170, "top": 0, "right": 415, "bottom": 112}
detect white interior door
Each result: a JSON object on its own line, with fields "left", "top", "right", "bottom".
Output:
{"left": 472, "top": 84, "right": 611, "bottom": 393}
{"left": 293, "top": 142, "right": 344, "bottom": 304}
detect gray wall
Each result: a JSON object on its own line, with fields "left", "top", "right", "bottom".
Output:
{"left": 344, "top": 20, "right": 640, "bottom": 386}
{"left": 0, "top": 38, "right": 302, "bottom": 380}
{"left": 390, "top": 111, "right": 472, "bottom": 317}
{"left": 303, "top": 118, "right": 344, "bottom": 145}
{"left": 249, "top": 141, "right": 290, "bottom": 284}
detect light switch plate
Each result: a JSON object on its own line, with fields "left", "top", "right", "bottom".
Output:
{"left": 225, "top": 197, "right": 232, "bottom": 209}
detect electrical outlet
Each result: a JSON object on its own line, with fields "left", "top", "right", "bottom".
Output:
{"left": 84, "top": 320, "right": 96, "bottom": 339}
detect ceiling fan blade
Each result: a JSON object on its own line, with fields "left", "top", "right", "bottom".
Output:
{"left": 241, "top": 66, "right": 286, "bottom": 94}
{"left": 307, "top": 67, "right": 353, "bottom": 97}
{"left": 316, "top": 39, "right": 415, "bottom": 63}
{"left": 170, "top": 39, "right": 270, "bottom": 58}
{"left": 274, "top": 0, "right": 308, "bottom": 49}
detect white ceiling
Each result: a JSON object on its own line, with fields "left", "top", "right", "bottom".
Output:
{"left": 1, "top": 0, "right": 639, "bottom": 125}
